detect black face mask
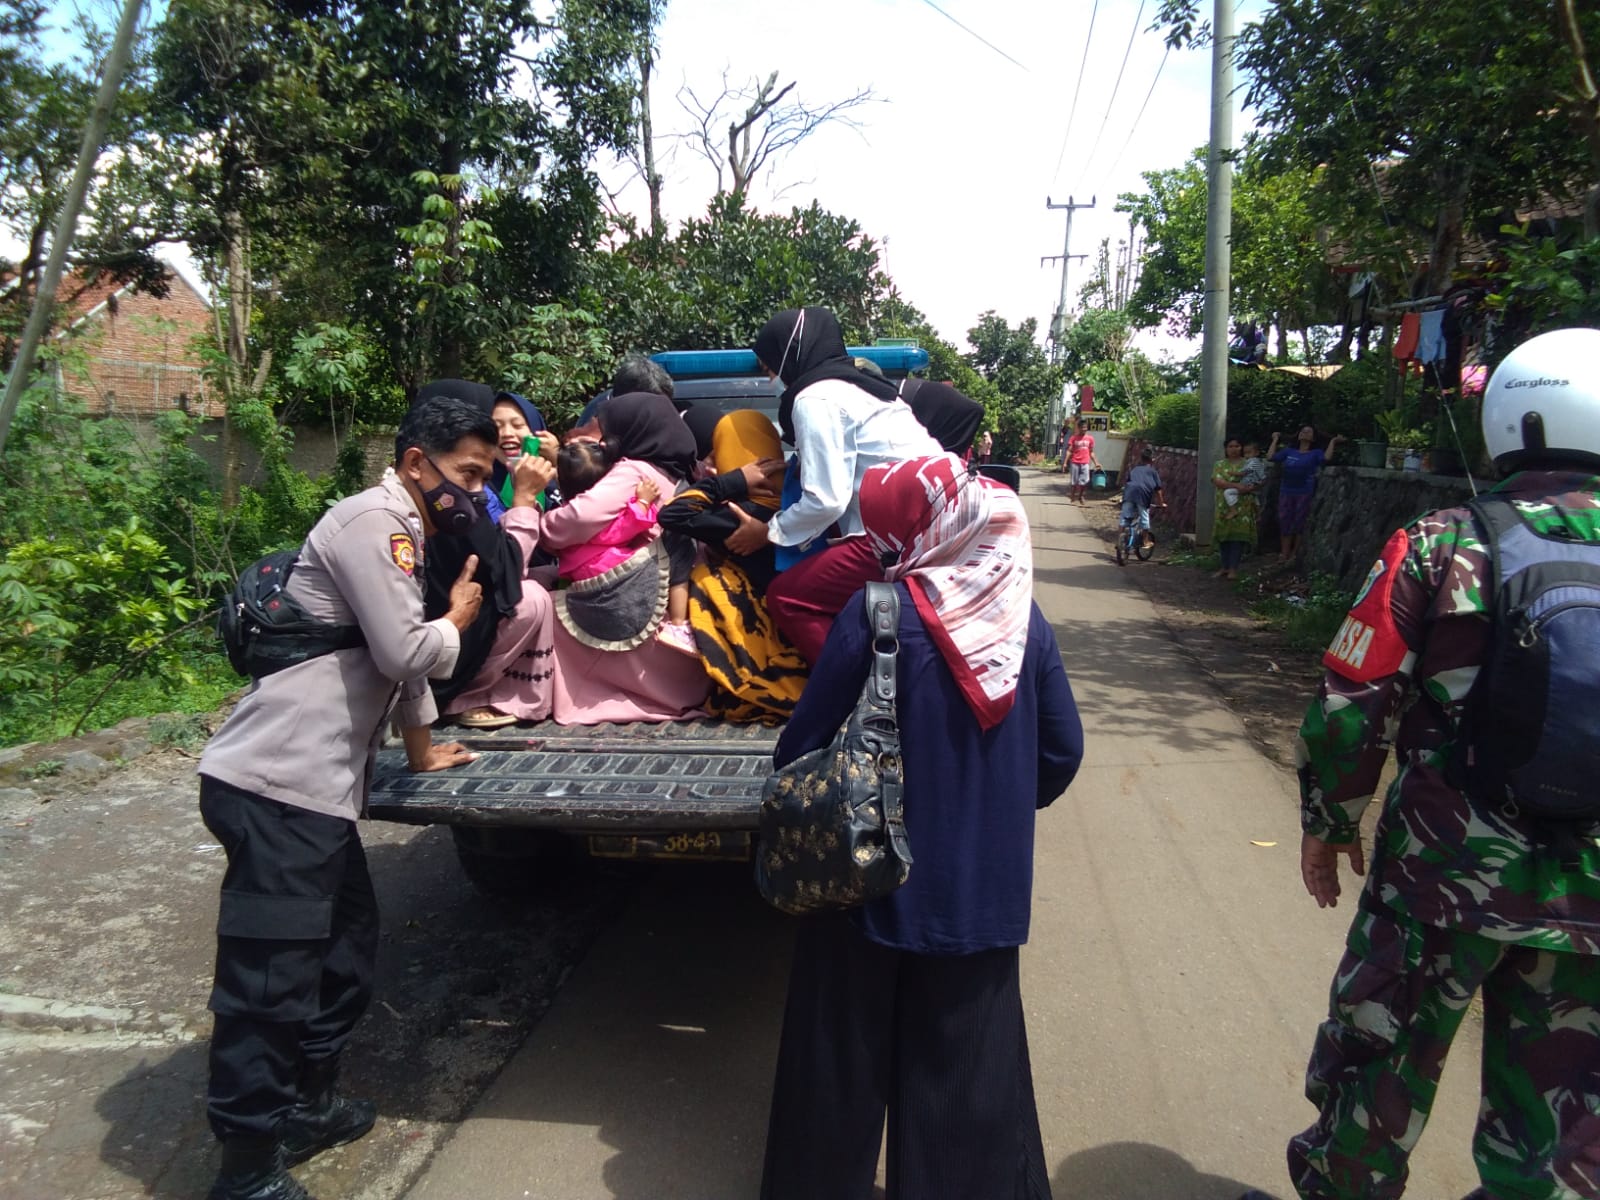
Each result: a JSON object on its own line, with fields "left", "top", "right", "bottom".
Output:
{"left": 420, "top": 456, "right": 482, "bottom": 537}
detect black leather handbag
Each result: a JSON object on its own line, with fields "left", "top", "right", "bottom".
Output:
{"left": 754, "top": 581, "right": 913, "bottom": 915}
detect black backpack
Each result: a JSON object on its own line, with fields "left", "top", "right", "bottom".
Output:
{"left": 217, "top": 549, "right": 366, "bottom": 680}
{"left": 1453, "top": 494, "right": 1600, "bottom": 864}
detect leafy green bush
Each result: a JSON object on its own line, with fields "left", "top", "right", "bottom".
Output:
{"left": 1144, "top": 392, "right": 1201, "bottom": 447}
{"left": 0, "top": 519, "right": 207, "bottom": 733}
{"left": 1224, "top": 367, "right": 1313, "bottom": 442}
{"left": 1313, "top": 357, "right": 1390, "bottom": 441}
{"left": 1485, "top": 230, "right": 1600, "bottom": 366}
{"left": 0, "top": 385, "right": 329, "bottom": 745}
{"left": 1144, "top": 360, "right": 1394, "bottom": 452}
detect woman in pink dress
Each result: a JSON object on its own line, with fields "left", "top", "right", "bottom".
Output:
{"left": 541, "top": 392, "right": 709, "bottom": 724}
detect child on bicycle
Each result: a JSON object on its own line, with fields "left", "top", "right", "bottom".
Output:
{"left": 1120, "top": 448, "right": 1167, "bottom": 550}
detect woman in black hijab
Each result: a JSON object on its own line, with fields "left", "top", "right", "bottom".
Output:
{"left": 899, "top": 378, "right": 984, "bottom": 458}
{"left": 753, "top": 307, "right": 900, "bottom": 445}
{"left": 681, "top": 403, "right": 724, "bottom": 477}
{"left": 732, "top": 307, "right": 942, "bottom": 663}
{"left": 596, "top": 391, "right": 699, "bottom": 482}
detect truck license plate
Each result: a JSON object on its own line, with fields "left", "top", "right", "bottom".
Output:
{"left": 587, "top": 831, "right": 753, "bottom": 861}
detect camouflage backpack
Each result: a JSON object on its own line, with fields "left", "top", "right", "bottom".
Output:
{"left": 1453, "top": 494, "right": 1600, "bottom": 863}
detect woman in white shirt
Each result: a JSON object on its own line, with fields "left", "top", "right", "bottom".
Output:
{"left": 725, "top": 307, "right": 941, "bottom": 662}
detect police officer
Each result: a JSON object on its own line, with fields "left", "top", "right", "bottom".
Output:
{"left": 1243, "top": 327, "right": 1600, "bottom": 1200}
{"left": 197, "top": 396, "right": 498, "bottom": 1200}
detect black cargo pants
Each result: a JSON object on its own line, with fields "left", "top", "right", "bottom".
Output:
{"left": 199, "top": 775, "right": 379, "bottom": 1140}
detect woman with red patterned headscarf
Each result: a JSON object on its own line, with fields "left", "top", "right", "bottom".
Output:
{"left": 760, "top": 453, "right": 1086, "bottom": 1200}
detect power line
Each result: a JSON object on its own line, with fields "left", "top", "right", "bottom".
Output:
{"left": 1100, "top": 44, "right": 1170, "bottom": 185}
{"left": 1049, "top": 0, "right": 1101, "bottom": 185}
{"left": 916, "top": 0, "right": 1029, "bottom": 72}
{"left": 1074, "top": 0, "right": 1146, "bottom": 190}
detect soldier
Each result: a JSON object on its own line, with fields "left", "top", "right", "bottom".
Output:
{"left": 197, "top": 396, "right": 495, "bottom": 1200}
{"left": 1242, "top": 327, "right": 1600, "bottom": 1200}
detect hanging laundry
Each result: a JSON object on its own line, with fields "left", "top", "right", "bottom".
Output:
{"left": 1393, "top": 311, "right": 1421, "bottom": 361}
{"left": 1416, "top": 308, "right": 1447, "bottom": 364}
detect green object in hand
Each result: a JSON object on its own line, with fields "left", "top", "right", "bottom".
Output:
{"left": 498, "top": 433, "right": 551, "bottom": 509}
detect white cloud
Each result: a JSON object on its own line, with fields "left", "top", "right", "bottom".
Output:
{"left": 599, "top": 0, "right": 1269, "bottom": 353}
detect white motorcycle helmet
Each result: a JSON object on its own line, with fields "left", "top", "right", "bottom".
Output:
{"left": 1481, "top": 327, "right": 1600, "bottom": 471}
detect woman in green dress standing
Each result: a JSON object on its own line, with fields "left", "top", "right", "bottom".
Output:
{"left": 1210, "top": 437, "right": 1259, "bottom": 579}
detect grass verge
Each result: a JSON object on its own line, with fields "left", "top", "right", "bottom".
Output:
{"left": 0, "top": 645, "right": 239, "bottom": 749}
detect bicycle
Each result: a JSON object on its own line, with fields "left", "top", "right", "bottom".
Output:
{"left": 1115, "top": 504, "right": 1164, "bottom": 565}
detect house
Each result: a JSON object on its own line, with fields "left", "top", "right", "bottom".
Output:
{"left": 4, "top": 263, "right": 220, "bottom": 418}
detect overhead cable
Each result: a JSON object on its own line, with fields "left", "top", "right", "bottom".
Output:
{"left": 916, "top": 0, "right": 1030, "bottom": 72}
{"left": 1049, "top": 0, "right": 1101, "bottom": 185}
{"left": 1100, "top": 44, "right": 1170, "bottom": 184}
{"left": 1075, "top": 0, "right": 1147, "bottom": 189}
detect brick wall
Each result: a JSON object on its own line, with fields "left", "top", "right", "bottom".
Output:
{"left": 54, "top": 274, "right": 220, "bottom": 418}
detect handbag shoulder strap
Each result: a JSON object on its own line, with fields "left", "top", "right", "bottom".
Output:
{"left": 862, "top": 581, "right": 899, "bottom": 707}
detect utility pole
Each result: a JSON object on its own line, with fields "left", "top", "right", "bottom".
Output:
{"left": 1195, "top": 0, "right": 1234, "bottom": 547}
{"left": 0, "top": 0, "right": 145, "bottom": 459}
{"left": 1040, "top": 249, "right": 1086, "bottom": 433}
{"left": 1039, "top": 251, "right": 1087, "bottom": 334}
{"left": 1044, "top": 195, "right": 1095, "bottom": 361}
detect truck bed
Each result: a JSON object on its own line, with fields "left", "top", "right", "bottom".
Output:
{"left": 367, "top": 718, "right": 782, "bottom": 834}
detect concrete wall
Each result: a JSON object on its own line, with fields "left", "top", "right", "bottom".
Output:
{"left": 121, "top": 417, "right": 395, "bottom": 490}
{"left": 1303, "top": 465, "right": 1492, "bottom": 591}
{"left": 1128, "top": 439, "right": 1492, "bottom": 588}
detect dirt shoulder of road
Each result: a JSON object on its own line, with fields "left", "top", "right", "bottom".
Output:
{"left": 1073, "top": 493, "right": 1325, "bottom": 770}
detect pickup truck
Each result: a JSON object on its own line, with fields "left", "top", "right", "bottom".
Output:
{"left": 367, "top": 346, "right": 933, "bottom": 896}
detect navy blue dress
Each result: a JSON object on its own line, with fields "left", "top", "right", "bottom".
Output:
{"left": 774, "top": 584, "right": 1084, "bottom": 954}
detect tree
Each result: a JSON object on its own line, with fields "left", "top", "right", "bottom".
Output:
{"left": 582, "top": 192, "right": 891, "bottom": 356}
{"left": 1052, "top": 305, "right": 1164, "bottom": 429}
{"left": 0, "top": 4, "right": 173, "bottom": 369}
{"left": 1117, "top": 148, "right": 1338, "bottom": 356}
{"left": 150, "top": 0, "right": 646, "bottom": 458}
{"left": 1557, "top": 0, "right": 1600, "bottom": 239}
{"left": 678, "top": 70, "right": 876, "bottom": 200}
{"left": 152, "top": 0, "right": 348, "bottom": 504}
{"left": 311, "top": 0, "right": 641, "bottom": 392}
{"left": 1237, "top": 0, "right": 1599, "bottom": 295}
{"left": 964, "top": 313, "right": 1063, "bottom": 459}
{"left": 570, "top": 0, "right": 670, "bottom": 238}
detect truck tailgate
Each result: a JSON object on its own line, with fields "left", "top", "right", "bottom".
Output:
{"left": 366, "top": 719, "right": 781, "bottom": 831}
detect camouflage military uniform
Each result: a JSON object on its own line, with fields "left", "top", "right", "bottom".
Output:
{"left": 1288, "top": 469, "right": 1600, "bottom": 1200}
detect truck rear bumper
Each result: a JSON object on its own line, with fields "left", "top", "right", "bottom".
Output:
{"left": 366, "top": 719, "right": 780, "bottom": 833}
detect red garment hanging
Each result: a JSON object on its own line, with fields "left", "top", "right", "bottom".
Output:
{"left": 1392, "top": 311, "right": 1421, "bottom": 361}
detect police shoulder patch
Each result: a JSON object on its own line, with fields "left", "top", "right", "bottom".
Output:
{"left": 1323, "top": 528, "right": 1411, "bottom": 683}
{"left": 390, "top": 532, "right": 416, "bottom": 576}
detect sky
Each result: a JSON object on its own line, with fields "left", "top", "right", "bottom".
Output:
{"left": 597, "top": 0, "right": 1272, "bottom": 358}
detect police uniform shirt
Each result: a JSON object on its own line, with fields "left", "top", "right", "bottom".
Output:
{"left": 199, "top": 470, "right": 461, "bottom": 820}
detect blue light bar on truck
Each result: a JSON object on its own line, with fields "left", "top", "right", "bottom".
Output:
{"left": 652, "top": 345, "right": 930, "bottom": 379}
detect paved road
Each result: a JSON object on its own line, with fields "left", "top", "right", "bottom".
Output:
{"left": 0, "top": 473, "right": 1482, "bottom": 1199}
{"left": 0, "top": 762, "right": 632, "bottom": 1200}
{"left": 403, "top": 473, "right": 1483, "bottom": 1200}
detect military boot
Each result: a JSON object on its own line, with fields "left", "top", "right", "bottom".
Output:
{"left": 207, "top": 1136, "right": 316, "bottom": 1200}
{"left": 278, "top": 1057, "right": 377, "bottom": 1167}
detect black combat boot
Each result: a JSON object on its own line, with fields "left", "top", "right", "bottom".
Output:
{"left": 278, "top": 1057, "right": 377, "bottom": 1167}
{"left": 207, "top": 1136, "right": 315, "bottom": 1200}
